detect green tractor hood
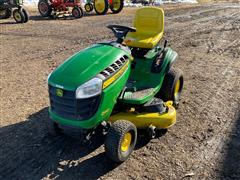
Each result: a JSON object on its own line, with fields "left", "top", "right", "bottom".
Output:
{"left": 48, "top": 44, "right": 130, "bottom": 90}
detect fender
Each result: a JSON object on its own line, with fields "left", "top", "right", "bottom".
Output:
{"left": 165, "top": 49, "right": 178, "bottom": 73}
{"left": 151, "top": 47, "right": 178, "bottom": 73}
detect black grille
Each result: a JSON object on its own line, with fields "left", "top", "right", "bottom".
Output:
{"left": 49, "top": 85, "right": 101, "bottom": 120}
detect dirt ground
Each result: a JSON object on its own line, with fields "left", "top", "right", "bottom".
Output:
{"left": 0, "top": 2, "right": 240, "bottom": 180}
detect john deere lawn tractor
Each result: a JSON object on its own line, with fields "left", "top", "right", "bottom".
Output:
{"left": 47, "top": 7, "right": 184, "bottom": 162}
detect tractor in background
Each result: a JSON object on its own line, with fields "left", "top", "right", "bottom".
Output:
{"left": 38, "top": 0, "right": 83, "bottom": 18}
{"left": 0, "top": 0, "right": 29, "bottom": 23}
{"left": 84, "top": 0, "right": 124, "bottom": 15}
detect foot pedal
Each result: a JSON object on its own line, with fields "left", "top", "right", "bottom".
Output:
{"left": 138, "top": 97, "right": 167, "bottom": 114}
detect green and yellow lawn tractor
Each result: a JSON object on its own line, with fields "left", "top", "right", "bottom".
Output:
{"left": 84, "top": 0, "right": 124, "bottom": 15}
{"left": 47, "top": 7, "right": 184, "bottom": 162}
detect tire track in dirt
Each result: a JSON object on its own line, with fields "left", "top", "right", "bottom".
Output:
{"left": 166, "top": 8, "right": 240, "bottom": 48}
{"left": 163, "top": 4, "right": 240, "bottom": 178}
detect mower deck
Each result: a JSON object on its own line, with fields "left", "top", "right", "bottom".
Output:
{"left": 110, "top": 100, "right": 176, "bottom": 129}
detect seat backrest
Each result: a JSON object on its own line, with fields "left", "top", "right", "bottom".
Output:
{"left": 134, "top": 7, "right": 164, "bottom": 35}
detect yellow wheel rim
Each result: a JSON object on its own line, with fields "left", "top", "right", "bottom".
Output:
{"left": 112, "top": 0, "right": 121, "bottom": 11}
{"left": 121, "top": 132, "right": 132, "bottom": 152}
{"left": 15, "top": 12, "right": 21, "bottom": 21}
{"left": 174, "top": 79, "right": 181, "bottom": 97}
{"left": 95, "top": 0, "right": 105, "bottom": 13}
{"left": 85, "top": 4, "right": 91, "bottom": 11}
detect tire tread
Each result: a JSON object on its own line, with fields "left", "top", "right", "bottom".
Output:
{"left": 105, "top": 120, "right": 137, "bottom": 162}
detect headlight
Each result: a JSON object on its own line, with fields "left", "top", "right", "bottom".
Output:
{"left": 76, "top": 78, "right": 102, "bottom": 99}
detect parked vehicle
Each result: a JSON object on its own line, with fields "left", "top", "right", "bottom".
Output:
{"left": 47, "top": 7, "right": 184, "bottom": 162}
{"left": 0, "top": 0, "right": 29, "bottom": 23}
{"left": 38, "top": 0, "right": 83, "bottom": 18}
{"left": 84, "top": 0, "right": 124, "bottom": 15}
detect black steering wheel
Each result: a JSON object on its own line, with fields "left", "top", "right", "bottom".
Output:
{"left": 107, "top": 25, "right": 136, "bottom": 43}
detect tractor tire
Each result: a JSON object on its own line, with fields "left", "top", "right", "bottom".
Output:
{"left": 109, "top": 0, "right": 124, "bottom": 14}
{"left": 94, "top": 0, "right": 108, "bottom": 15}
{"left": 158, "top": 68, "right": 184, "bottom": 108}
{"left": 72, "top": 6, "right": 83, "bottom": 19}
{"left": 1, "top": 8, "right": 12, "bottom": 19}
{"left": 22, "top": 8, "right": 29, "bottom": 23}
{"left": 13, "top": 9, "right": 25, "bottom": 23}
{"left": 84, "top": 3, "right": 93, "bottom": 12}
{"left": 47, "top": 120, "right": 62, "bottom": 136}
{"left": 105, "top": 120, "right": 137, "bottom": 163}
{"left": 38, "top": 0, "right": 52, "bottom": 17}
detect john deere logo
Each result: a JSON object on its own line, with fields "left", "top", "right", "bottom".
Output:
{"left": 56, "top": 88, "right": 63, "bottom": 97}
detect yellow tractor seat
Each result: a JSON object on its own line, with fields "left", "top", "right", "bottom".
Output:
{"left": 124, "top": 7, "right": 164, "bottom": 49}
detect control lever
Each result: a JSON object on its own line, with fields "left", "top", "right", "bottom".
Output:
{"left": 156, "top": 40, "right": 168, "bottom": 66}
{"left": 151, "top": 40, "right": 168, "bottom": 73}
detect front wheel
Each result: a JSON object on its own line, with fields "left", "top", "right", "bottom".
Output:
{"left": 109, "top": 0, "right": 124, "bottom": 14}
{"left": 13, "top": 9, "right": 25, "bottom": 23}
{"left": 105, "top": 120, "right": 137, "bottom": 163}
{"left": 158, "top": 68, "right": 184, "bottom": 108}
{"left": 94, "top": 0, "right": 109, "bottom": 15}
{"left": 72, "top": 7, "right": 83, "bottom": 18}
{"left": 47, "top": 120, "right": 62, "bottom": 136}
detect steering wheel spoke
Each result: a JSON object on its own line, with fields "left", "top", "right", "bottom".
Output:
{"left": 107, "top": 25, "right": 136, "bottom": 43}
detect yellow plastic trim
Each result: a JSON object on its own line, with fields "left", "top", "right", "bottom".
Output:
{"left": 121, "top": 132, "right": 132, "bottom": 152}
{"left": 103, "top": 61, "right": 129, "bottom": 89}
{"left": 110, "top": 101, "right": 176, "bottom": 129}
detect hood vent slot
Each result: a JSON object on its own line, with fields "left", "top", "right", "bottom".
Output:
{"left": 111, "top": 63, "right": 119, "bottom": 70}
{"left": 99, "top": 55, "right": 128, "bottom": 80}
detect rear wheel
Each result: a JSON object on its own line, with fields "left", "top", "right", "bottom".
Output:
{"left": 84, "top": 3, "right": 93, "bottom": 12}
{"left": 94, "top": 0, "right": 108, "bottom": 15}
{"left": 13, "top": 9, "right": 25, "bottom": 23}
{"left": 22, "top": 8, "right": 29, "bottom": 23}
{"left": 109, "top": 0, "right": 123, "bottom": 14}
{"left": 38, "top": 0, "right": 52, "bottom": 17}
{"left": 158, "top": 68, "right": 184, "bottom": 108}
{"left": 105, "top": 120, "right": 137, "bottom": 162}
{"left": 72, "top": 7, "right": 83, "bottom": 18}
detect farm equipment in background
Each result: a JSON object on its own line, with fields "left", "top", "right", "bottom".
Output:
{"left": 38, "top": 0, "right": 83, "bottom": 18}
{"left": 0, "top": 0, "right": 29, "bottom": 23}
{"left": 84, "top": 0, "right": 124, "bottom": 15}
{"left": 37, "top": 0, "right": 124, "bottom": 18}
